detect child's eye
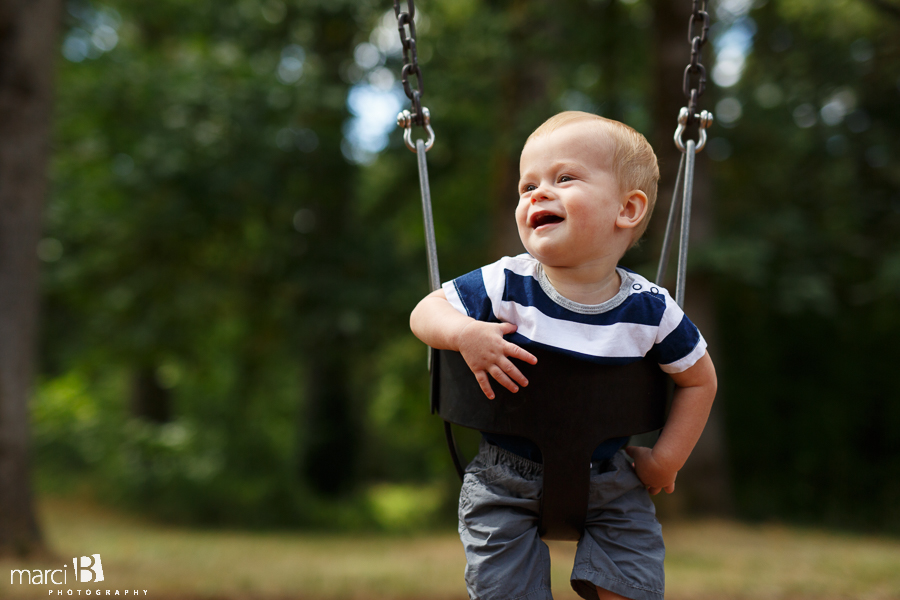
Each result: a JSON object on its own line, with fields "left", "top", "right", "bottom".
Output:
{"left": 522, "top": 184, "right": 536, "bottom": 193}
{"left": 559, "top": 175, "right": 573, "bottom": 183}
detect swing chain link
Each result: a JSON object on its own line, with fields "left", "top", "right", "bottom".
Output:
{"left": 393, "top": 0, "right": 434, "bottom": 152}
{"left": 682, "top": 0, "right": 710, "bottom": 121}
{"left": 676, "top": 0, "right": 713, "bottom": 153}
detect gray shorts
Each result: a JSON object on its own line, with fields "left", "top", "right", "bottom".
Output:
{"left": 458, "top": 440, "right": 665, "bottom": 600}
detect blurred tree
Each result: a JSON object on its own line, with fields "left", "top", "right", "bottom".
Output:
{"left": 862, "top": 0, "right": 900, "bottom": 19}
{"left": 0, "top": 0, "right": 61, "bottom": 555}
{"left": 701, "top": 0, "right": 900, "bottom": 530}
{"left": 42, "top": 0, "right": 373, "bottom": 522}
{"left": 34, "top": 0, "right": 900, "bottom": 533}
{"left": 130, "top": 370, "right": 171, "bottom": 423}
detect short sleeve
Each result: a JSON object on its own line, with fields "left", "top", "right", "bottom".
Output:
{"left": 653, "top": 292, "right": 707, "bottom": 373}
{"left": 441, "top": 268, "right": 496, "bottom": 322}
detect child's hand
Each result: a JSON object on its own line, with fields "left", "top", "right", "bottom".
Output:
{"left": 624, "top": 446, "right": 677, "bottom": 495}
{"left": 456, "top": 321, "right": 537, "bottom": 399}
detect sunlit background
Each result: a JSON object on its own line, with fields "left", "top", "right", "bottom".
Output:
{"left": 3, "top": 0, "right": 899, "bottom": 597}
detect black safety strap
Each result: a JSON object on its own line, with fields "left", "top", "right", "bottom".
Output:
{"left": 433, "top": 347, "right": 666, "bottom": 540}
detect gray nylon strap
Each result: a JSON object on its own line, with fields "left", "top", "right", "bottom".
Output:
{"left": 655, "top": 152, "right": 685, "bottom": 287}
{"left": 417, "top": 138, "right": 441, "bottom": 292}
{"left": 416, "top": 137, "right": 440, "bottom": 373}
{"left": 675, "top": 139, "right": 696, "bottom": 308}
{"left": 656, "top": 142, "right": 696, "bottom": 309}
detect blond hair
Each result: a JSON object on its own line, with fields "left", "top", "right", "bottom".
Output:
{"left": 526, "top": 111, "right": 660, "bottom": 245}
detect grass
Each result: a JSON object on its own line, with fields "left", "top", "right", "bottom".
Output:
{"left": 2, "top": 498, "right": 900, "bottom": 599}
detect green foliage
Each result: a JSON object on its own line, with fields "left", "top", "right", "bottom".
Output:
{"left": 43, "top": 0, "right": 428, "bottom": 526}
{"left": 698, "top": 0, "right": 900, "bottom": 530}
{"left": 38, "top": 0, "right": 900, "bottom": 532}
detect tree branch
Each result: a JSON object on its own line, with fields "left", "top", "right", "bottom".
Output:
{"left": 863, "top": 0, "right": 900, "bottom": 20}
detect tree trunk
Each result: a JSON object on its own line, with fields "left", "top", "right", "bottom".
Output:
{"left": 301, "top": 346, "right": 360, "bottom": 496}
{"left": 650, "top": 0, "right": 733, "bottom": 517}
{"left": 0, "top": 0, "right": 61, "bottom": 556}
{"left": 490, "top": 1, "right": 546, "bottom": 259}
{"left": 131, "top": 370, "right": 172, "bottom": 423}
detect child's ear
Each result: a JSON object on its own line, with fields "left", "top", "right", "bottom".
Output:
{"left": 616, "top": 190, "right": 649, "bottom": 230}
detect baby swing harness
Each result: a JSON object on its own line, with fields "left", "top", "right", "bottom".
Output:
{"left": 393, "top": 0, "right": 714, "bottom": 541}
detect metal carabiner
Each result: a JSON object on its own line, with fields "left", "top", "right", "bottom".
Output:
{"left": 397, "top": 107, "right": 435, "bottom": 153}
{"left": 674, "top": 107, "right": 713, "bottom": 154}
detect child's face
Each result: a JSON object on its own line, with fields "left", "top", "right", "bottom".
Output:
{"left": 516, "top": 123, "right": 629, "bottom": 269}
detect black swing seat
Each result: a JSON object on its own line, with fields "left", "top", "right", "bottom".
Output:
{"left": 432, "top": 346, "right": 667, "bottom": 541}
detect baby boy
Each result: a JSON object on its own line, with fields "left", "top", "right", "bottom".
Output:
{"left": 410, "top": 111, "right": 717, "bottom": 600}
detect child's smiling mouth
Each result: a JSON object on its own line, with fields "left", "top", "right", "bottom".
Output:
{"left": 529, "top": 211, "right": 565, "bottom": 230}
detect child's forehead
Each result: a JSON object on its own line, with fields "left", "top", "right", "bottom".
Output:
{"left": 520, "top": 122, "right": 615, "bottom": 170}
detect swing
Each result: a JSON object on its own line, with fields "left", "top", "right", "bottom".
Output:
{"left": 393, "top": 0, "right": 714, "bottom": 541}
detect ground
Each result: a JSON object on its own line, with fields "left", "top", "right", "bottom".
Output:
{"left": 2, "top": 498, "right": 899, "bottom": 599}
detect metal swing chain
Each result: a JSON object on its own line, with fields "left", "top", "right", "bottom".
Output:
{"left": 394, "top": 0, "right": 435, "bottom": 153}
{"left": 684, "top": 1, "right": 710, "bottom": 120}
{"left": 392, "top": 1, "right": 443, "bottom": 424}
{"left": 675, "top": 0, "right": 714, "bottom": 153}
{"left": 393, "top": 0, "right": 439, "bottom": 296}
{"left": 659, "top": 0, "right": 716, "bottom": 307}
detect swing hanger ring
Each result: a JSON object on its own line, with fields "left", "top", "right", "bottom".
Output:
{"left": 674, "top": 106, "right": 713, "bottom": 153}
{"left": 397, "top": 107, "right": 435, "bottom": 153}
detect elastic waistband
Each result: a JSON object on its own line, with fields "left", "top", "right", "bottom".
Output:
{"left": 479, "top": 438, "right": 543, "bottom": 477}
{"left": 480, "top": 438, "right": 620, "bottom": 477}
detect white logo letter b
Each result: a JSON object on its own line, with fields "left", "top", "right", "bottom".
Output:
{"left": 78, "top": 555, "right": 104, "bottom": 583}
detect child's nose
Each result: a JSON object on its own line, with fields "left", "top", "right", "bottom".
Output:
{"left": 531, "top": 186, "right": 552, "bottom": 203}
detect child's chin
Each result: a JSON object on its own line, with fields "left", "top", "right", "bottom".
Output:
{"left": 528, "top": 246, "right": 568, "bottom": 264}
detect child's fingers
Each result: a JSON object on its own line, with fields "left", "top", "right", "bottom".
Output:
{"left": 505, "top": 342, "right": 538, "bottom": 365}
{"left": 647, "top": 486, "right": 661, "bottom": 496}
{"left": 488, "top": 365, "right": 520, "bottom": 394}
{"left": 664, "top": 483, "right": 676, "bottom": 494}
{"left": 473, "top": 370, "right": 496, "bottom": 400}
{"left": 497, "top": 322, "right": 518, "bottom": 335}
{"left": 499, "top": 358, "right": 529, "bottom": 388}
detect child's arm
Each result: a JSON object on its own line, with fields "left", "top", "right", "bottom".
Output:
{"left": 410, "top": 289, "right": 538, "bottom": 399}
{"left": 625, "top": 351, "right": 717, "bottom": 495}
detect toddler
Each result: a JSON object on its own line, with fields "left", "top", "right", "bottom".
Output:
{"left": 410, "top": 111, "right": 717, "bottom": 600}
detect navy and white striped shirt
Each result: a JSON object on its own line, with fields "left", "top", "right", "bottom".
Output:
{"left": 443, "top": 254, "right": 706, "bottom": 372}
{"left": 442, "top": 254, "right": 707, "bottom": 461}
